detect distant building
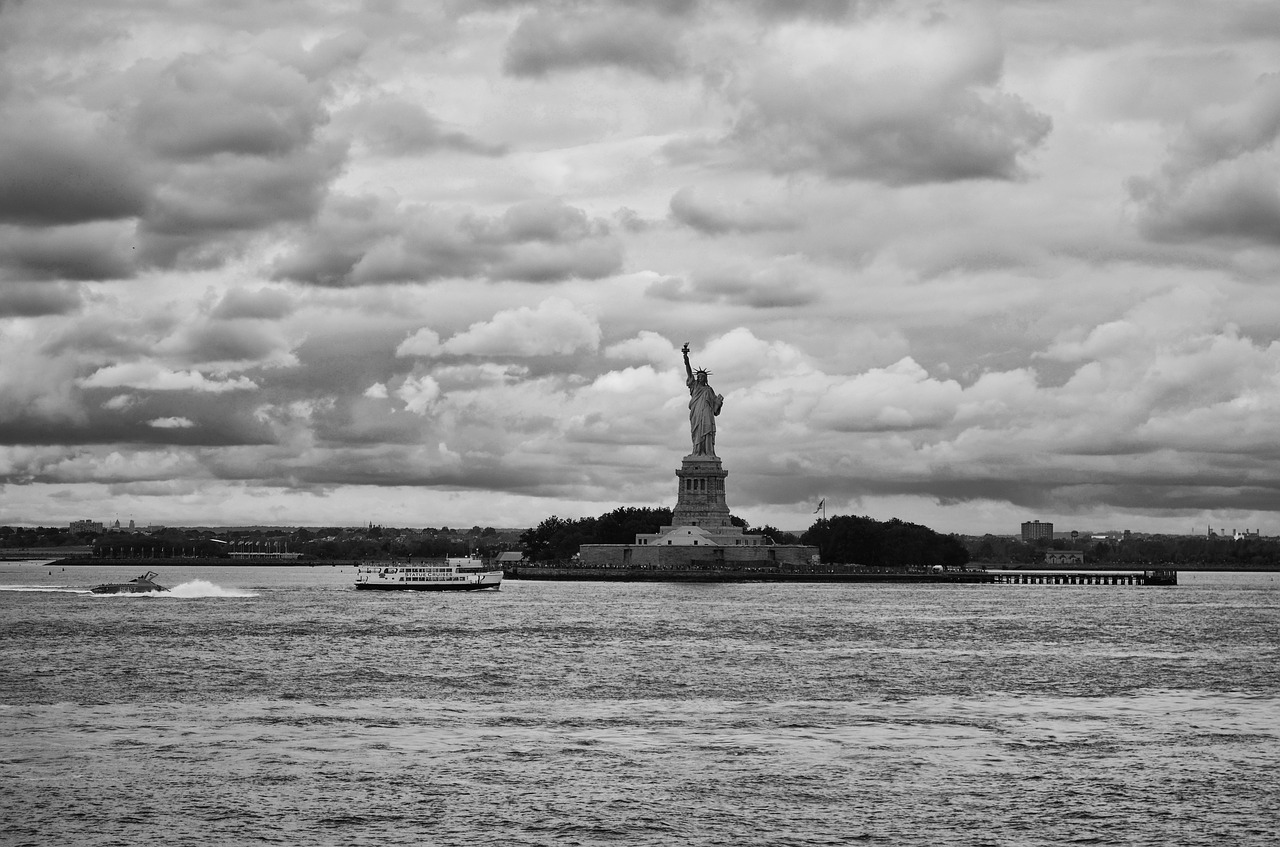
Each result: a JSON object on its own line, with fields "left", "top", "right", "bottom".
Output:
{"left": 1213, "top": 527, "right": 1262, "bottom": 540}
{"left": 1044, "top": 550, "right": 1084, "bottom": 566}
{"left": 70, "top": 520, "right": 104, "bottom": 533}
{"left": 1021, "top": 520, "right": 1053, "bottom": 543}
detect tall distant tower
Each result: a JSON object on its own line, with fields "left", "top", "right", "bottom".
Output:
{"left": 1021, "top": 520, "right": 1053, "bottom": 542}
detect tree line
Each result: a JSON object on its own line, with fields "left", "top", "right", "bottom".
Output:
{"left": 0, "top": 524, "right": 524, "bottom": 561}
{"left": 964, "top": 532, "right": 1280, "bottom": 567}
{"left": 518, "top": 508, "right": 968, "bottom": 568}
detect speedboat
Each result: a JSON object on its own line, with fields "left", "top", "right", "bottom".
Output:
{"left": 90, "top": 571, "right": 168, "bottom": 594}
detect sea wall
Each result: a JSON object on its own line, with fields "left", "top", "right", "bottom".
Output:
{"left": 577, "top": 543, "right": 819, "bottom": 570}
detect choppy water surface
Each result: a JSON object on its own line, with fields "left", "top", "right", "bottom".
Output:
{"left": 2, "top": 565, "right": 1277, "bottom": 846}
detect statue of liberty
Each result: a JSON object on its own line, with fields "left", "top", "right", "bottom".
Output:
{"left": 682, "top": 342, "right": 724, "bottom": 456}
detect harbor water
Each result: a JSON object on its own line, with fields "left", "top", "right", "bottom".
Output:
{"left": 1, "top": 564, "right": 1277, "bottom": 846}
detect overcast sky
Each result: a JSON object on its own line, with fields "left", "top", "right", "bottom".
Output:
{"left": 2, "top": 0, "right": 1279, "bottom": 535}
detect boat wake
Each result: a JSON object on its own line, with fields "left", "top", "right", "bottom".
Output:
{"left": 164, "top": 580, "right": 259, "bottom": 598}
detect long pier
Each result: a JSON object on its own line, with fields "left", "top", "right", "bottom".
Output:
{"left": 985, "top": 569, "right": 1176, "bottom": 586}
{"left": 504, "top": 564, "right": 1178, "bottom": 586}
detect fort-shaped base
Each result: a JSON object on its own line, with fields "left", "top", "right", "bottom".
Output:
{"left": 671, "top": 454, "right": 732, "bottom": 530}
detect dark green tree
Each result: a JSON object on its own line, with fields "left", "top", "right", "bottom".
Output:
{"left": 802, "top": 514, "right": 969, "bottom": 567}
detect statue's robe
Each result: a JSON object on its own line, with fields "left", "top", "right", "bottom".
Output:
{"left": 687, "top": 378, "right": 722, "bottom": 456}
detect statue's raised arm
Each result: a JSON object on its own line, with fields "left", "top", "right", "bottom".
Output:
{"left": 681, "top": 342, "right": 724, "bottom": 457}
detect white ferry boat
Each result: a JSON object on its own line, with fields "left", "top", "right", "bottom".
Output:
{"left": 354, "top": 556, "right": 503, "bottom": 591}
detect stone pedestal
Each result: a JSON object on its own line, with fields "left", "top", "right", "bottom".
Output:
{"left": 671, "top": 454, "right": 732, "bottom": 529}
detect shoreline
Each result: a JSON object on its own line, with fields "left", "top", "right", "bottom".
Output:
{"left": 6, "top": 555, "right": 1280, "bottom": 574}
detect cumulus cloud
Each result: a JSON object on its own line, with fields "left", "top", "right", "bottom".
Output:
{"left": 647, "top": 262, "right": 819, "bottom": 308}
{"left": 1130, "top": 75, "right": 1280, "bottom": 247}
{"left": 0, "top": 39, "right": 361, "bottom": 279}
{"left": 396, "top": 375, "right": 441, "bottom": 415}
{"left": 148, "top": 417, "right": 196, "bottom": 429}
{"left": 334, "top": 98, "right": 507, "bottom": 157}
{"left": 396, "top": 328, "right": 443, "bottom": 358}
{"left": 79, "top": 363, "right": 259, "bottom": 393}
{"left": 211, "top": 287, "right": 295, "bottom": 320}
{"left": 605, "top": 331, "right": 676, "bottom": 366}
{"left": 811, "top": 357, "right": 963, "bottom": 431}
{"left": 160, "top": 321, "right": 296, "bottom": 368}
{"left": 668, "top": 186, "right": 800, "bottom": 234}
{"left": 442, "top": 298, "right": 602, "bottom": 356}
{"left": 503, "top": 7, "right": 688, "bottom": 78}
{"left": 6, "top": 0, "right": 1280, "bottom": 533}
{"left": 121, "top": 47, "right": 351, "bottom": 268}
{"left": 273, "top": 195, "right": 624, "bottom": 286}
{"left": 677, "top": 11, "right": 1051, "bottom": 184}
{"left": 128, "top": 52, "right": 326, "bottom": 160}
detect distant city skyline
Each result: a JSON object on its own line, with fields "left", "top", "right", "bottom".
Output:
{"left": 3, "top": 2, "right": 1279, "bottom": 536}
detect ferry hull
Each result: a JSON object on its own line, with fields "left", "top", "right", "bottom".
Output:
{"left": 354, "top": 558, "right": 503, "bottom": 591}
{"left": 354, "top": 580, "right": 500, "bottom": 591}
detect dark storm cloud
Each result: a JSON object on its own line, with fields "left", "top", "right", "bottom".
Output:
{"left": 0, "top": 114, "right": 148, "bottom": 226}
{"left": 272, "top": 196, "right": 624, "bottom": 286}
{"left": 0, "top": 282, "right": 84, "bottom": 317}
{"left": 0, "top": 222, "right": 135, "bottom": 281}
{"left": 0, "top": 40, "right": 359, "bottom": 279}
{"left": 503, "top": 7, "right": 688, "bottom": 78}
{"left": 0, "top": 388, "right": 276, "bottom": 451}
{"left": 125, "top": 44, "right": 352, "bottom": 267}
{"left": 203, "top": 446, "right": 566, "bottom": 493}
{"left": 166, "top": 322, "right": 291, "bottom": 366}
